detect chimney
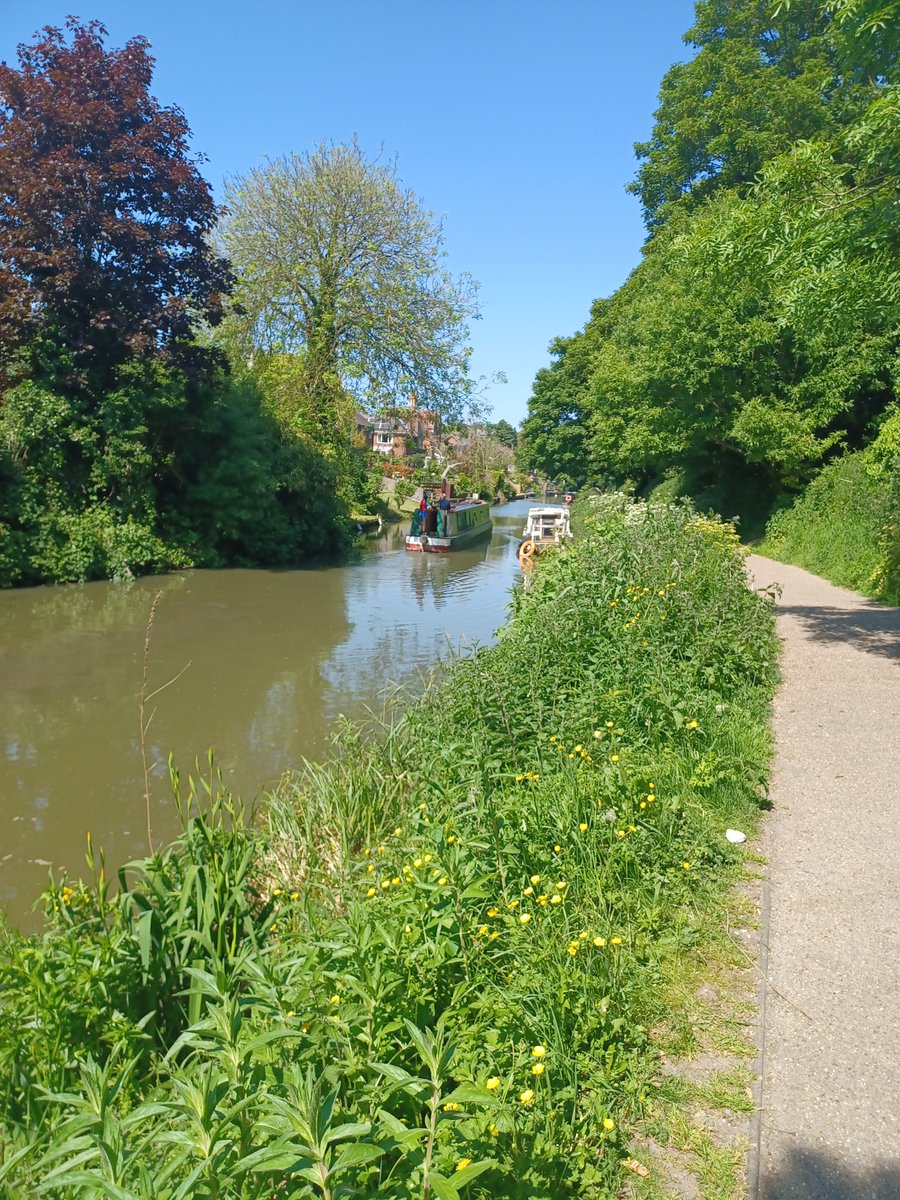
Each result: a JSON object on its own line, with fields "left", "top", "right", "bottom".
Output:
{"left": 408, "top": 392, "right": 417, "bottom": 413}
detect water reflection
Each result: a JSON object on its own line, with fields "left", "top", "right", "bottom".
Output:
{"left": 0, "top": 501, "right": 536, "bottom": 927}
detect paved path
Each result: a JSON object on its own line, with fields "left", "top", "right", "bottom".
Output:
{"left": 745, "top": 556, "right": 900, "bottom": 1200}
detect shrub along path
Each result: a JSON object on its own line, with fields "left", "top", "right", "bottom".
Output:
{"left": 745, "top": 555, "right": 900, "bottom": 1200}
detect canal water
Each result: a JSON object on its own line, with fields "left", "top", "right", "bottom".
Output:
{"left": 0, "top": 500, "right": 537, "bottom": 928}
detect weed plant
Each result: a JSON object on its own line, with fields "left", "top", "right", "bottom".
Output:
{"left": 0, "top": 494, "right": 777, "bottom": 1198}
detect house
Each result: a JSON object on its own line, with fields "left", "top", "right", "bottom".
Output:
{"left": 358, "top": 396, "right": 441, "bottom": 458}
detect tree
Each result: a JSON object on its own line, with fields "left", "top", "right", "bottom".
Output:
{"left": 485, "top": 418, "right": 518, "bottom": 448}
{"left": 629, "top": 0, "right": 867, "bottom": 230}
{"left": 220, "top": 142, "right": 481, "bottom": 438}
{"left": 0, "top": 18, "right": 230, "bottom": 387}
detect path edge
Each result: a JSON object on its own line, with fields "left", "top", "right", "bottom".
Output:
{"left": 746, "top": 868, "right": 771, "bottom": 1200}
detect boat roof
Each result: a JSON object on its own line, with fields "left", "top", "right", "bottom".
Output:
{"left": 527, "top": 506, "right": 569, "bottom": 517}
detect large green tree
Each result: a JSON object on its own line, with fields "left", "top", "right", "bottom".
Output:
{"left": 220, "top": 142, "right": 482, "bottom": 442}
{"left": 629, "top": 0, "right": 866, "bottom": 230}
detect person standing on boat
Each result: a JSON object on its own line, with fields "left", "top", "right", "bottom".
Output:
{"left": 438, "top": 492, "right": 451, "bottom": 537}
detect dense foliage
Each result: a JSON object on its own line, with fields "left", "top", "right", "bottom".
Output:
{"left": 519, "top": 0, "right": 900, "bottom": 545}
{"left": 0, "top": 497, "right": 777, "bottom": 1197}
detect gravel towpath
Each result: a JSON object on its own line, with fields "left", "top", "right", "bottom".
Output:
{"left": 744, "top": 556, "right": 900, "bottom": 1200}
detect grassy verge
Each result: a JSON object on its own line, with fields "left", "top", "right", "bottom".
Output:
{"left": 0, "top": 494, "right": 778, "bottom": 1199}
{"left": 758, "top": 416, "right": 900, "bottom": 605}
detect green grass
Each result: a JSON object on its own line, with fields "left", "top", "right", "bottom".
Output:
{"left": 0, "top": 493, "right": 778, "bottom": 1199}
{"left": 759, "top": 450, "right": 900, "bottom": 604}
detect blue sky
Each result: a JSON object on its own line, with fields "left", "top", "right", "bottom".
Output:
{"left": 1, "top": 1, "right": 697, "bottom": 425}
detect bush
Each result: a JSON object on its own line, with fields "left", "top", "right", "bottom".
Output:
{"left": 760, "top": 447, "right": 900, "bottom": 603}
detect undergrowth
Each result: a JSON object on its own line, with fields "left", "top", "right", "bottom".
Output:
{"left": 759, "top": 414, "right": 900, "bottom": 604}
{"left": 0, "top": 493, "right": 778, "bottom": 1198}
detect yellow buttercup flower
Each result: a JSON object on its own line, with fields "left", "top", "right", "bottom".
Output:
{"left": 520, "top": 1089, "right": 534, "bottom": 1104}
{"left": 487, "top": 907, "right": 500, "bottom": 918}
{"left": 611, "top": 936, "right": 623, "bottom": 945}
{"left": 329, "top": 994, "right": 340, "bottom": 1004}
{"left": 537, "top": 894, "right": 548, "bottom": 906}
{"left": 603, "top": 1117, "right": 615, "bottom": 1131}
{"left": 366, "top": 887, "right": 376, "bottom": 897}
{"left": 532, "top": 1062, "right": 545, "bottom": 1076}
{"left": 593, "top": 936, "right": 606, "bottom": 947}
{"left": 610, "top": 754, "right": 620, "bottom": 763}
{"left": 683, "top": 861, "right": 691, "bottom": 870}
{"left": 567, "top": 941, "right": 579, "bottom": 955}
{"left": 550, "top": 894, "right": 562, "bottom": 905}
{"left": 555, "top": 880, "right": 568, "bottom": 890}
{"left": 486, "top": 1076, "right": 501, "bottom": 1091}
{"left": 393, "top": 826, "right": 402, "bottom": 836}
{"left": 532, "top": 1044, "right": 546, "bottom": 1058}
{"left": 530, "top": 874, "right": 541, "bottom": 885}
{"left": 579, "top": 822, "right": 588, "bottom": 832}
{"left": 456, "top": 1158, "right": 472, "bottom": 1171}
{"left": 523, "top": 886, "right": 534, "bottom": 896}
{"left": 519, "top": 913, "right": 532, "bottom": 925}
{"left": 478, "top": 924, "right": 489, "bottom": 936}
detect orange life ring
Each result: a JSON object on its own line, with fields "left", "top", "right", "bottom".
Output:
{"left": 564, "top": 493, "right": 573, "bottom": 504}
{"left": 518, "top": 539, "right": 537, "bottom": 560}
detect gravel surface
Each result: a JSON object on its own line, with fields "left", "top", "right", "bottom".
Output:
{"left": 745, "top": 556, "right": 900, "bottom": 1200}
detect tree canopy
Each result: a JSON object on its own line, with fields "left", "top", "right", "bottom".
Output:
{"left": 520, "top": 0, "right": 900, "bottom": 524}
{"left": 0, "top": 18, "right": 230, "bottom": 387}
{"left": 221, "top": 142, "right": 481, "bottom": 433}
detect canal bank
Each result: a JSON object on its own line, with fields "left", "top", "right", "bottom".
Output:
{"left": 0, "top": 495, "right": 779, "bottom": 1198}
{"left": 0, "top": 501, "right": 536, "bottom": 929}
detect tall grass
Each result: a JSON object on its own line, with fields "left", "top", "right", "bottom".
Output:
{"left": 0, "top": 495, "right": 777, "bottom": 1198}
{"left": 759, "top": 422, "right": 900, "bottom": 605}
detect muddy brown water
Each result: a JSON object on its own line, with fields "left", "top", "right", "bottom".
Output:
{"left": 1, "top": 501, "right": 538, "bottom": 930}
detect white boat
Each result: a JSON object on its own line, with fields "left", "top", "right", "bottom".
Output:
{"left": 405, "top": 498, "right": 492, "bottom": 553}
{"left": 517, "top": 505, "right": 572, "bottom": 561}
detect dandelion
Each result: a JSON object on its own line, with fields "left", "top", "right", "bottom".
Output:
{"left": 487, "top": 907, "right": 500, "bottom": 918}
{"left": 550, "top": 894, "right": 562, "bottom": 905}
{"left": 530, "top": 874, "right": 541, "bottom": 885}
{"left": 455, "top": 1157, "right": 472, "bottom": 1171}
{"left": 593, "top": 936, "right": 606, "bottom": 947}
{"left": 553, "top": 844, "right": 561, "bottom": 852}
{"left": 520, "top": 913, "right": 532, "bottom": 925}
{"left": 683, "top": 861, "right": 691, "bottom": 870}
{"left": 616, "top": 829, "right": 625, "bottom": 839}
{"left": 532, "top": 1062, "right": 545, "bottom": 1076}
{"left": 486, "top": 1076, "right": 501, "bottom": 1091}
{"left": 579, "top": 822, "right": 588, "bottom": 832}
{"left": 520, "top": 1089, "right": 534, "bottom": 1105}
{"left": 532, "top": 1044, "right": 546, "bottom": 1058}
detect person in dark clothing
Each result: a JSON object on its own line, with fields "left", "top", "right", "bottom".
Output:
{"left": 438, "top": 493, "right": 451, "bottom": 537}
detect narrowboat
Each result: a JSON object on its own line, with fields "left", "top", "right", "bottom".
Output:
{"left": 405, "top": 498, "right": 492, "bottom": 553}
